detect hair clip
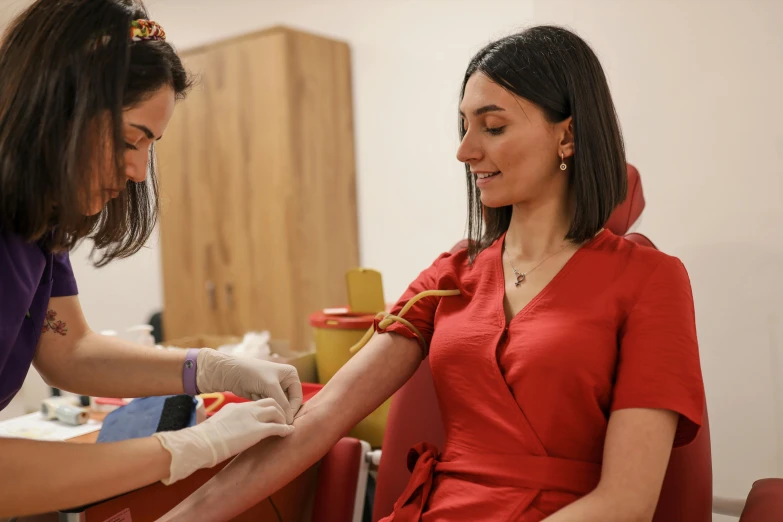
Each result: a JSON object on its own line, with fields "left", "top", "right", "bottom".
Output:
{"left": 130, "top": 19, "right": 166, "bottom": 42}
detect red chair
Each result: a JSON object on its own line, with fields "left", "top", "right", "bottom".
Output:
{"left": 311, "top": 437, "right": 372, "bottom": 522}
{"left": 370, "top": 164, "right": 783, "bottom": 522}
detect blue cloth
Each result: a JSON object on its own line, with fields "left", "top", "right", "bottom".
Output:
{"left": 0, "top": 229, "right": 78, "bottom": 411}
{"left": 97, "top": 395, "right": 198, "bottom": 443}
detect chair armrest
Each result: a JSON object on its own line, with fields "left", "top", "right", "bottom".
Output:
{"left": 739, "top": 478, "right": 783, "bottom": 522}
{"left": 312, "top": 437, "right": 372, "bottom": 522}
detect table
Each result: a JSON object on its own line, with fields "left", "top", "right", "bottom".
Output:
{"left": 68, "top": 412, "right": 106, "bottom": 443}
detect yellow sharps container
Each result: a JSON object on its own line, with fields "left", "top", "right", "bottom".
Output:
{"left": 308, "top": 268, "right": 389, "bottom": 448}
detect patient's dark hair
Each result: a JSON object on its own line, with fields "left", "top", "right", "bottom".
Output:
{"left": 0, "top": 0, "right": 191, "bottom": 266}
{"left": 461, "top": 25, "right": 626, "bottom": 260}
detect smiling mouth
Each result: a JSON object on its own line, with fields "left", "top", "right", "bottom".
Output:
{"left": 476, "top": 171, "right": 500, "bottom": 179}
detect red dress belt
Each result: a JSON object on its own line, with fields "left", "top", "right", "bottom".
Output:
{"left": 385, "top": 443, "right": 602, "bottom": 521}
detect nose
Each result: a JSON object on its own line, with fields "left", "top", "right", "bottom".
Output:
{"left": 456, "top": 128, "right": 482, "bottom": 165}
{"left": 124, "top": 148, "right": 149, "bottom": 184}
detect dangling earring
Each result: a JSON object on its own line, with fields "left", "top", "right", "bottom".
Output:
{"left": 560, "top": 152, "right": 567, "bottom": 171}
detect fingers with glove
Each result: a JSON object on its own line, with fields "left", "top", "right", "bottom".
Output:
{"left": 153, "top": 398, "right": 294, "bottom": 485}
{"left": 196, "top": 349, "right": 303, "bottom": 424}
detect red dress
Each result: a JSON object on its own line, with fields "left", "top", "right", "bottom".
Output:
{"left": 376, "top": 229, "right": 705, "bottom": 521}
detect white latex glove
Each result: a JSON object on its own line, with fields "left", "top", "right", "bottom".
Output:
{"left": 153, "top": 398, "right": 294, "bottom": 485}
{"left": 196, "top": 349, "right": 303, "bottom": 424}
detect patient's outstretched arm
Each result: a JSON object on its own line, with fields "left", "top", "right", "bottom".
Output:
{"left": 159, "top": 332, "right": 423, "bottom": 521}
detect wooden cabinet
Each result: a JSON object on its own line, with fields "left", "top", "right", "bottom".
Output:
{"left": 156, "top": 27, "right": 359, "bottom": 350}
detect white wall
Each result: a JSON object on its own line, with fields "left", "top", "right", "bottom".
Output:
{"left": 534, "top": 1, "right": 783, "bottom": 516}
{"left": 69, "top": 232, "right": 165, "bottom": 334}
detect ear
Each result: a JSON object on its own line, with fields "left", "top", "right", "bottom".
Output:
{"left": 557, "top": 116, "right": 574, "bottom": 158}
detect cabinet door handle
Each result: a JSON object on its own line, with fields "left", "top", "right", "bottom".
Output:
{"left": 225, "top": 283, "right": 234, "bottom": 309}
{"left": 206, "top": 281, "right": 216, "bottom": 309}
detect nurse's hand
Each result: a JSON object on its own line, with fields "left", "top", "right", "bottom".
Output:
{"left": 153, "top": 398, "right": 294, "bottom": 485}
{"left": 196, "top": 349, "right": 303, "bottom": 424}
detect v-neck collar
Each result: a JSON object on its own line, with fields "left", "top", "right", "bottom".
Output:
{"left": 491, "top": 228, "right": 610, "bottom": 328}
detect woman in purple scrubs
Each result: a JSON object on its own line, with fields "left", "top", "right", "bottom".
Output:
{"left": 0, "top": 1, "right": 302, "bottom": 517}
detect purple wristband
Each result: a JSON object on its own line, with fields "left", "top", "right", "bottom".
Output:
{"left": 183, "top": 348, "right": 200, "bottom": 395}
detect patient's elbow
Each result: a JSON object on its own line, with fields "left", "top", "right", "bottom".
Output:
{"left": 594, "top": 486, "right": 657, "bottom": 522}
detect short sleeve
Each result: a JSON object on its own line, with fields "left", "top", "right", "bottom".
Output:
{"left": 51, "top": 251, "right": 78, "bottom": 297}
{"left": 374, "top": 252, "right": 452, "bottom": 356}
{"left": 612, "top": 255, "right": 705, "bottom": 447}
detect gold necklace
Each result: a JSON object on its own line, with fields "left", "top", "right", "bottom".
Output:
{"left": 505, "top": 243, "right": 569, "bottom": 287}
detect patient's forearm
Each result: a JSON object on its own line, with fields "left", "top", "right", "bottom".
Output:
{"left": 160, "top": 332, "right": 422, "bottom": 521}
{"left": 170, "top": 399, "right": 338, "bottom": 519}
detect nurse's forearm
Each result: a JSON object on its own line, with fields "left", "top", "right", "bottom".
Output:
{"left": 0, "top": 436, "right": 170, "bottom": 517}
{"left": 160, "top": 332, "right": 422, "bottom": 522}
{"left": 35, "top": 330, "right": 186, "bottom": 397}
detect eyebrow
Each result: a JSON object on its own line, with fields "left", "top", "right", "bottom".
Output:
{"left": 130, "top": 123, "right": 162, "bottom": 141}
{"left": 459, "top": 104, "right": 507, "bottom": 117}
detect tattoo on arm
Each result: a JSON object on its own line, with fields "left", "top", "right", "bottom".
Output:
{"left": 42, "top": 309, "right": 68, "bottom": 336}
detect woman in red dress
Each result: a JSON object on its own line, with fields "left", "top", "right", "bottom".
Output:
{"left": 164, "top": 25, "right": 704, "bottom": 522}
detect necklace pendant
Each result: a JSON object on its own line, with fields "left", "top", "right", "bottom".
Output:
{"left": 514, "top": 273, "right": 525, "bottom": 287}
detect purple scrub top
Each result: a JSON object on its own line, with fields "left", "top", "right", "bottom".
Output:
{"left": 0, "top": 229, "right": 78, "bottom": 411}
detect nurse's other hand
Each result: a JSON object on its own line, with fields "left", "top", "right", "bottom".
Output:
{"left": 153, "top": 398, "right": 294, "bottom": 485}
{"left": 196, "top": 349, "right": 303, "bottom": 424}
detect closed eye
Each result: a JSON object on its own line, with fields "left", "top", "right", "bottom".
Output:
{"left": 485, "top": 126, "right": 506, "bottom": 136}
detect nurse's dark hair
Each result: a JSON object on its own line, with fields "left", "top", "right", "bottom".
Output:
{"left": 461, "top": 26, "right": 626, "bottom": 261}
{"left": 0, "top": 0, "right": 191, "bottom": 266}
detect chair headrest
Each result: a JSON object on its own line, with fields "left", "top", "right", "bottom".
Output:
{"left": 605, "top": 163, "right": 645, "bottom": 236}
